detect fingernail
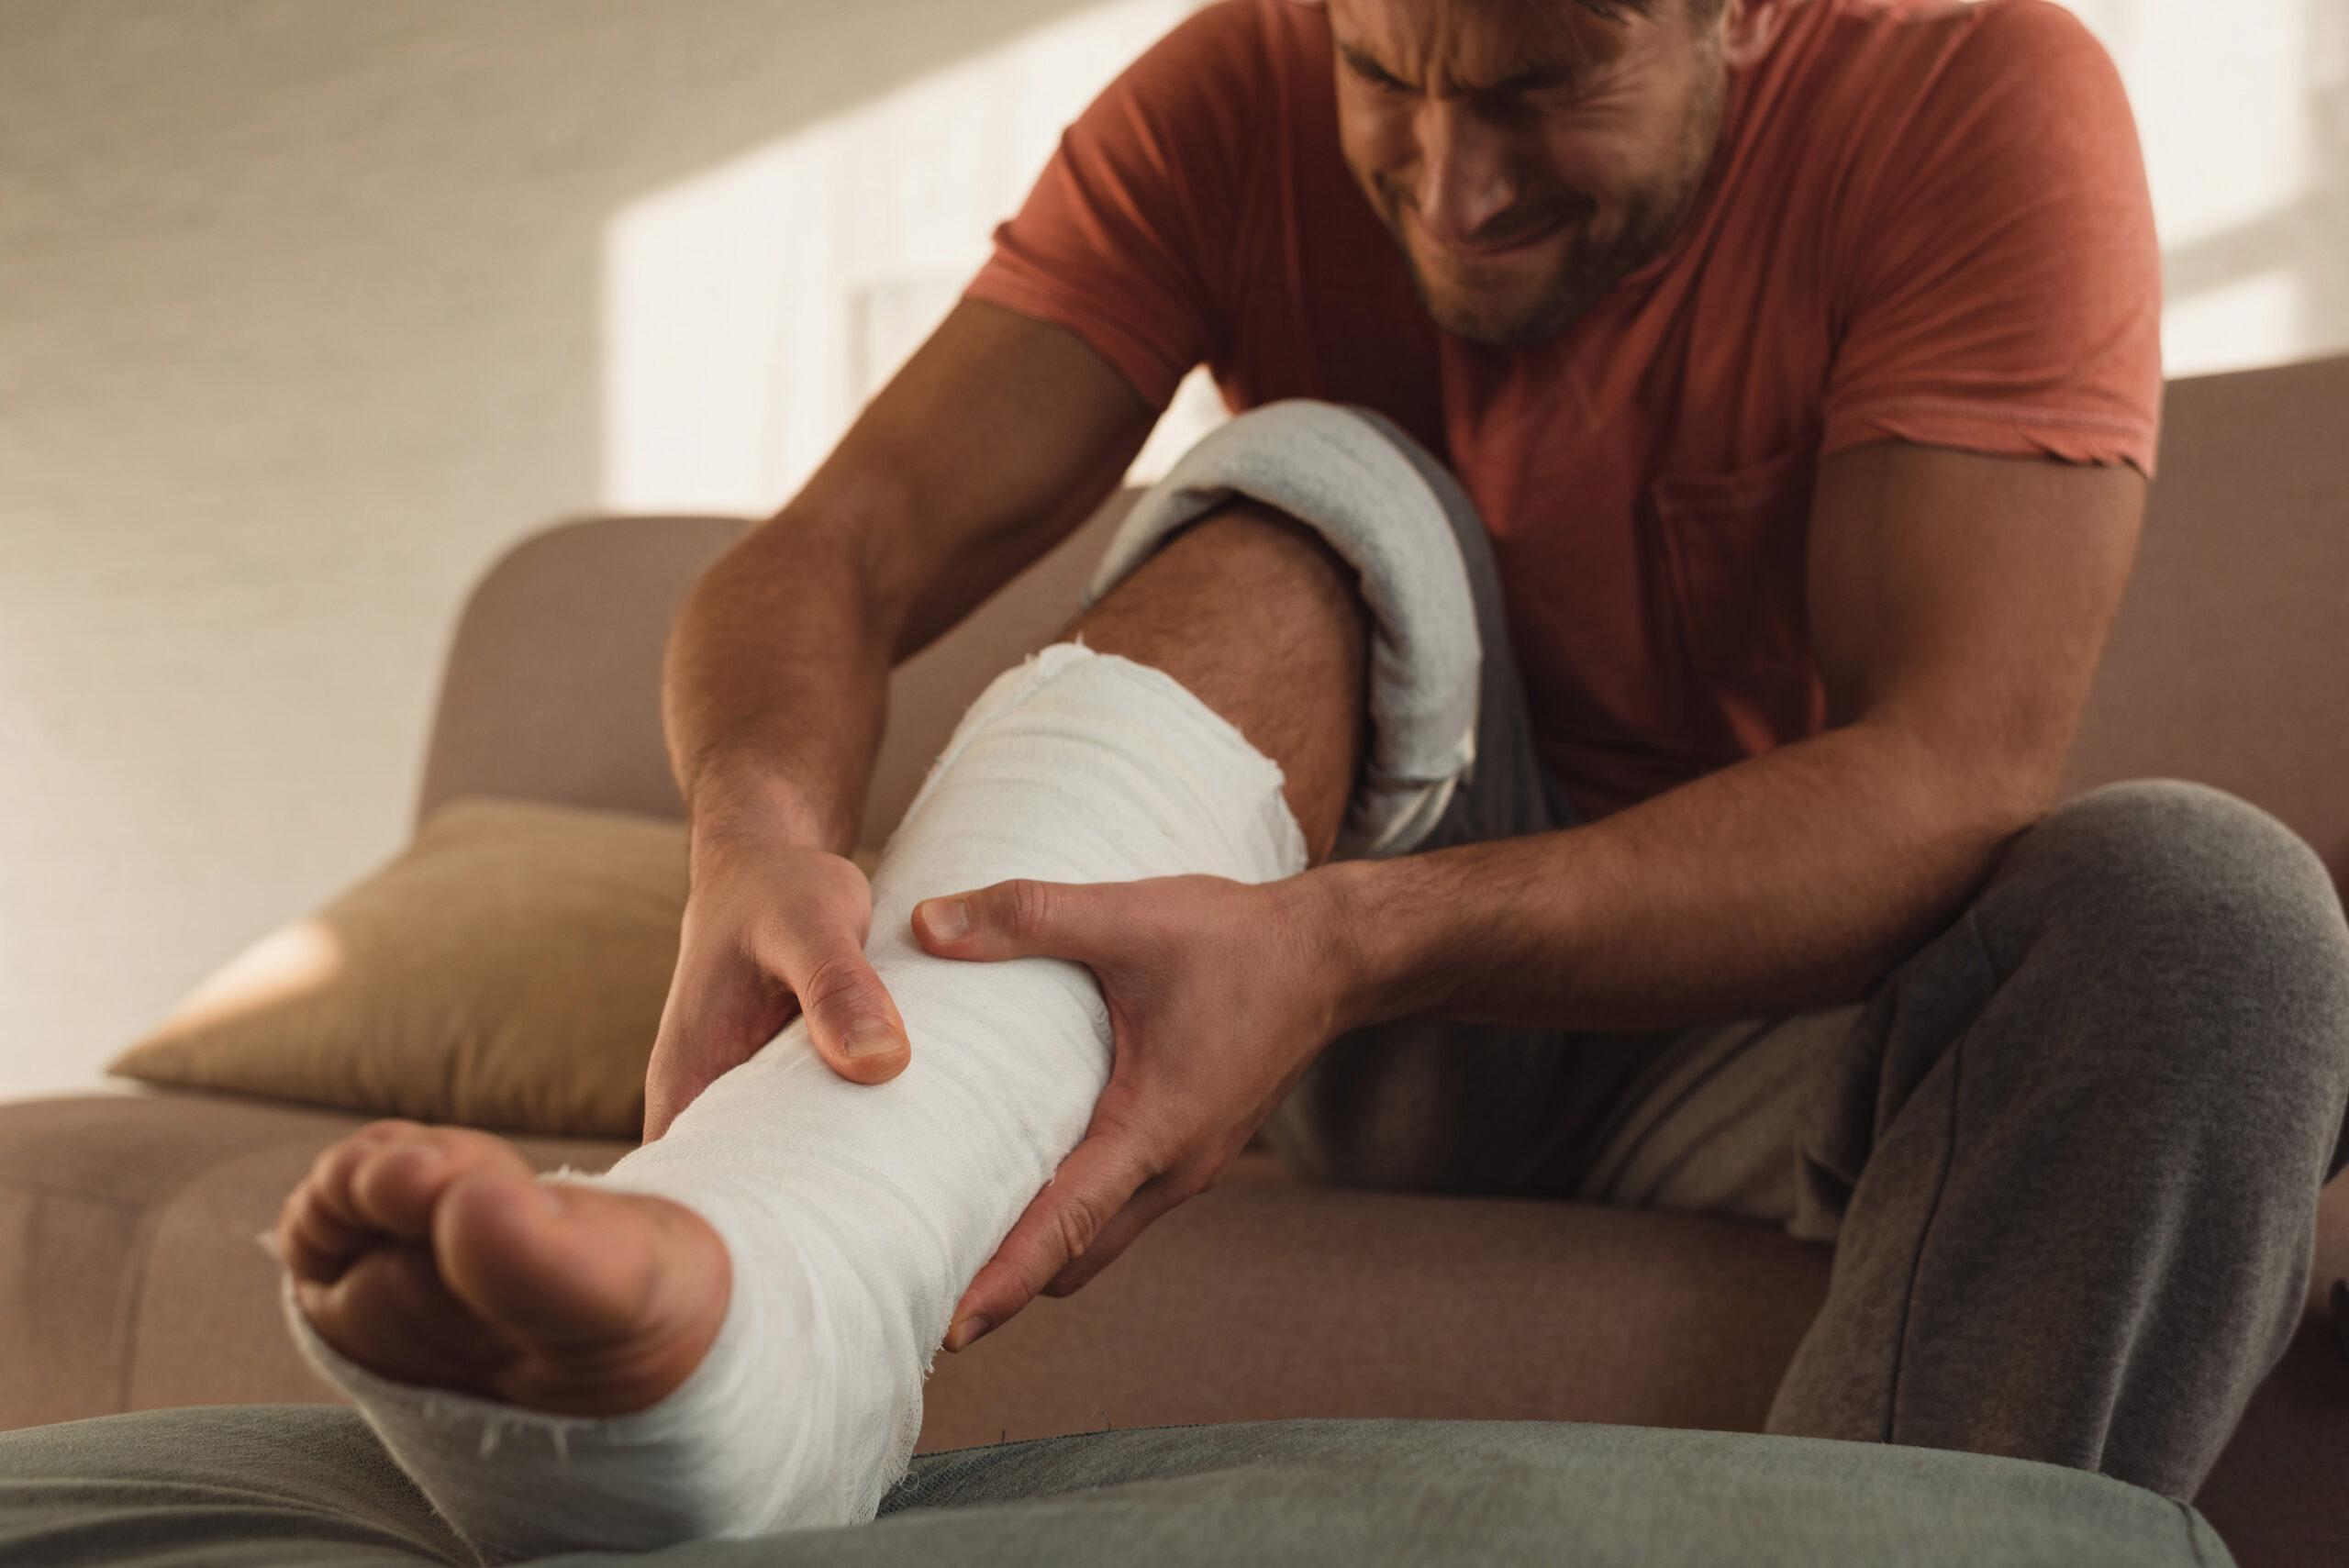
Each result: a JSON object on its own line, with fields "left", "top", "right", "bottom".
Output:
{"left": 842, "top": 1017, "right": 901, "bottom": 1059}
{"left": 919, "top": 897, "right": 971, "bottom": 941}
{"left": 945, "top": 1315, "right": 991, "bottom": 1352}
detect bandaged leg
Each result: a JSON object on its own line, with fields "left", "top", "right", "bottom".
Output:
{"left": 1087, "top": 399, "right": 1482, "bottom": 858}
{"left": 290, "top": 644, "right": 1306, "bottom": 1562}
{"left": 286, "top": 399, "right": 1483, "bottom": 1562}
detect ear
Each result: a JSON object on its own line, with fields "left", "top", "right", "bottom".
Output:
{"left": 1716, "top": 0, "right": 1803, "bottom": 71}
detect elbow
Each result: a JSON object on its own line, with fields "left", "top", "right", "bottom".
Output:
{"left": 1868, "top": 708, "right": 2073, "bottom": 867}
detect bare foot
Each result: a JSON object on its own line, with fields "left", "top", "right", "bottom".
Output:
{"left": 276, "top": 1121, "right": 730, "bottom": 1417}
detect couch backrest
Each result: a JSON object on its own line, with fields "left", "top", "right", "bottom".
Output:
{"left": 2059, "top": 353, "right": 2349, "bottom": 893}
{"left": 415, "top": 496, "right": 1131, "bottom": 849}
{"left": 420, "top": 355, "right": 2347, "bottom": 889}
{"left": 417, "top": 513, "right": 740, "bottom": 826}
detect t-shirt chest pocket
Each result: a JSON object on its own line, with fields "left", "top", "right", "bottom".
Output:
{"left": 1646, "top": 444, "right": 1825, "bottom": 755}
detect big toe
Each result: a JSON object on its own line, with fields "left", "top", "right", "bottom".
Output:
{"left": 436, "top": 1178, "right": 731, "bottom": 1411}
{"left": 434, "top": 1175, "right": 655, "bottom": 1340}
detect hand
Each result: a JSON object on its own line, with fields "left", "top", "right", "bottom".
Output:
{"left": 911, "top": 872, "right": 1353, "bottom": 1350}
{"left": 642, "top": 836, "right": 910, "bottom": 1141}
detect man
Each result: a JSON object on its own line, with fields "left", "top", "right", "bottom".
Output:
{"left": 274, "top": 0, "right": 2349, "bottom": 1537}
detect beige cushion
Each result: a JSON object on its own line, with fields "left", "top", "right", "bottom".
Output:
{"left": 109, "top": 797, "right": 687, "bottom": 1139}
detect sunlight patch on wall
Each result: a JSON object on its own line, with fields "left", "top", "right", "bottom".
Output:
{"left": 2069, "top": 0, "right": 2311, "bottom": 249}
{"left": 606, "top": 0, "right": 2348, "bottom": 514}
{"left": 602, "top": 0, "right": 1219, "bottom": 519}
{"left": 2056, "top": 0, "right": 2342, "bottom": 376}
{"left": 2162, "top": 270, "right": 2305, "bottom": 377}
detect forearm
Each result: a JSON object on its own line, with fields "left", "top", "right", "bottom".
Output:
{"left": 663, "top": 485, "right": 905, "bottom": 859}
{"left": 1322, "top": 718, "right": 2046, "bottom": 1034}
{"left": 661, "top": 302, "right": 1153, "bottom": 862}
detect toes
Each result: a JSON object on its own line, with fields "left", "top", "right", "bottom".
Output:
{"left": 278, "top": 1123, "right": 732, "bottom": 1416}
{"left": 298, "top": 1240, "right": 518, "bottom": 1388}
{"left": 279, "top": 1123, "right": 534, "bottom": 1282}
{"left": 277, "top": 1130, "right": 406, "bottom": 1283}
{"left": 342, "top": 1125, "right": 531, "bottom": 1239}
{"left": 434, "top": 1177, "right": 654, "bottom": 1344}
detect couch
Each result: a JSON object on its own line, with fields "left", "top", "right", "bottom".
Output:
{"left": 2, "top": 355, "right": 2343, "bottom": 1567}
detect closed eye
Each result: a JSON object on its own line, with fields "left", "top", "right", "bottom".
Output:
{"left": 1340, "top": 46, "right": 1415, "bottom": 95}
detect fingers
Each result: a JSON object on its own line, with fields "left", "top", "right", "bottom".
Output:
{"left": 642, "top": 944, "right": 786, "bottom": 1140}
{"left": 914, "top": 879, "right": 1129, "bottom": 967}
{"left": 941, "top": 1132, "right": 1155, "bottom": 1352}
{"left": 1041, "top": 1172, "right": 1203, "bottom": 1298}
{"left": 746, "top": 851, "right": 908, "bottom": 1084}
{"left": 648, "top": 850, "right": 910, "bottom": 1128}
{"left": 787, "top": 941, "right": 910, "bottom": 1087}
{"left": 643, "top": 978, "right": 793, "bottom": 1142}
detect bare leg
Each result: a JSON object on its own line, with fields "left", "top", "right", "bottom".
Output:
{"left": 1072, "top": 499, "right": 1369, "bottom": 862}
{"left": 277, "top": 499, "right": 1369, "bottom": 1413}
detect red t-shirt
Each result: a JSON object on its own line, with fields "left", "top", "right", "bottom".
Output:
{"left": 967, "top": 0, "right": 2162, "bottom": 818}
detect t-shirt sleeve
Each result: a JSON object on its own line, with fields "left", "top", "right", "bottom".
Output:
{"left": 963, "top": 2, "right": 1264, "bottom": 410}
{"left": 1820, "top": 0, "right": 2163, "bottom": 473}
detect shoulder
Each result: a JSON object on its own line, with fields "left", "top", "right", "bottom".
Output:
{"left": 1930, "top": 0, "right": 2130, "bottom": 120}
{"left": 1946, "top": 0, "right": 2115, "bottom": 69}
{"left": 1809, "top": 0, "right": 2132, "bottom": 145}
{"left": 1806, "top": 0, "right": 2112, "bottom": 72}
{"left": 1779, "top": 0, "right": 2142, "bottom": 239}
{"left": 1061, "top": 0, "right": 1323, "bottom": 182}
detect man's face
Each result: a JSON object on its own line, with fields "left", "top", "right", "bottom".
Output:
{"left": 1331, "top": 0, "right": 1731, "bottom": 346}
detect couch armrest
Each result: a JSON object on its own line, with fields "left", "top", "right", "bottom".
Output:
{"left": 414, "top": 491, "right": 1135, "bottom": 852}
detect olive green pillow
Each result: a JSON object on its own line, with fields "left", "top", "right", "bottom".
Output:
{"left": 110, "top": 797, "right": 688, "bottom": 1140}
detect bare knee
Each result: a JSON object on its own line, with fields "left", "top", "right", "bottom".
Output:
{"left": 1074, "top": 500, "right": 1369, "bottom": 860}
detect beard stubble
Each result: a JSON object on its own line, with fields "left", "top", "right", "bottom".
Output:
{"left": 1382, "top": 53, "right": 1730, "bottom": 348}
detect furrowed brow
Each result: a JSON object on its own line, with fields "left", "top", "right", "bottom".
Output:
{"left": 1338, "top": 43, "right": 1410, "bottom": 88}
{"left": 1338, "top": 40, "right": 1586, "bottom": 100}
{"left": 1476, "top": 61, "right": 1582, "bottom": 99}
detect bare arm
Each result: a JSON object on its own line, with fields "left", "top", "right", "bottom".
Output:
{"left": 1325, "top": 442, "right": 2147, "bottom": 1032}
{"left": 645, "top": 299, "right": 1153, "bottom": 1136}
{"left": 909, "top": 441, "right": 2149, "bottom": 1348}
{"left": 666, "top": 298, "right": 1153, "bottom": 848}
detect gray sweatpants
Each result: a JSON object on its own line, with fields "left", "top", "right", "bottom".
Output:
{"left": 1231, "top": 408, "right": 2349, "bottom": 1502}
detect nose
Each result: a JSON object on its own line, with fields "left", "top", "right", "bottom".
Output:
{"left": 1410, "top": 101, "right": 1518, "bottom": 246}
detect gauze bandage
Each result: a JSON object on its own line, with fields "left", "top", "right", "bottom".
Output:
{"left": 288, "top": 645, "right": 1306, "bottom": 1563}
{"left": 1086, "top": 400, "right": 1482, "bottom": 859}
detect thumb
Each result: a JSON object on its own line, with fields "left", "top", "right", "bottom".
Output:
{"left": 786, "top": 940, "right": 911, "bottom": 1086}
{"left": 943, "top": 1129, "right": 1155, "bottom": 1351}
{"left": 643, "top": 945, "right": 795, "bottom": 1141}
{"left": 912, "top": 879, "right": 1124, "bottom": 966}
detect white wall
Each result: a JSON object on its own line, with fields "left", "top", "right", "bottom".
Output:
{"left": 0, "top": 0, "right": 1113, "bottom": 1101}
{"left": 3, "top": 0, "right": 2344, "bottom": 1103}
{"left": 601, "top": 0, "right": 1220, "bottom": 518}
{"left": 2062, "top": 0, "right": 2349, "bottom": 375}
